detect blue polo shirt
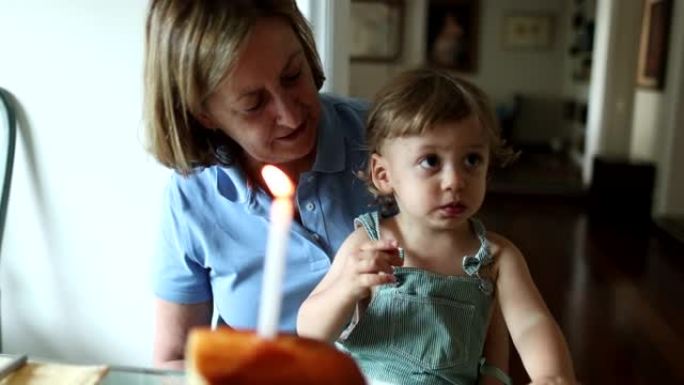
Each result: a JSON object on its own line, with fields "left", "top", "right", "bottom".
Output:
{"left": 153, "top": 94, "right": 376, "bottom": 332}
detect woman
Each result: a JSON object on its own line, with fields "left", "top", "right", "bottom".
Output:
{"left": 144, "top": 0, "right": 378, "bottom": 368}
{"left": 143, "top": 0, "right": 508, "bottom": 372}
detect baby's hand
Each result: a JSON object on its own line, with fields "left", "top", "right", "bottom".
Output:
{"left": 339, "top": 239, "right": 403, "bottom": 301}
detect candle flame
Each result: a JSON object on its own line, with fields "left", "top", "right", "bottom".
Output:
{"left": 261, "top": 165, "right": 294, "bottom": 198}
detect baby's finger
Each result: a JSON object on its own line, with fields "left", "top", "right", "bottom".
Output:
{"left": 354, "top": 255, "right": 396, "bottom": 275}
{"left": 358, "top": 272, "right": 396, "bottom": 288}
{"left": 359, "top": 239, "right": 399, "bottom": 252}
{"left": 366, "top": 247, "right": 403, "bottom": 268}
{"left": 359, "top": 241, "right": 403, "bottom": 266}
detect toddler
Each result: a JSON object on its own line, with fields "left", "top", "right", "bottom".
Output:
{"left": 298, "top": 69, "right": 575, "bottom": 385}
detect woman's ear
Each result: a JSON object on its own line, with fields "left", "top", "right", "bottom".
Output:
{"left": 196, "top": 112, "right": 218, "bottom": 130}
{"left": 370, "top": 153, "right": 393, "bottom": 194}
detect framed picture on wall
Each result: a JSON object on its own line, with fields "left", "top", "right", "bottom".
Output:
{"left": 636, "top": 0, "right": 672, "bottom": 88}
{"left": 426, "top": 0, "right": 479, "bottom": 72}
{"left": 501, "top": 13, "right": 555, "bottom": 50}
{"left": 350, "top": 0, "right": 404, "bottom": 62}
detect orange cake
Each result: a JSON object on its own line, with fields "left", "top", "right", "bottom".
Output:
{"left": 186, "top": 327, "right": 366, "bottom": 385}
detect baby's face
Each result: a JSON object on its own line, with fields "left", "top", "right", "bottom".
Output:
{"left": 373, "top": 117, "right": 490, "bottom": 231}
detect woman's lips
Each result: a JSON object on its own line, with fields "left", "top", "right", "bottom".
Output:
{"left": 278, "top": 121, "right": 307, "bottom": 141}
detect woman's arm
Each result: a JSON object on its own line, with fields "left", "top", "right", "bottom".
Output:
{"left": 492, "top": 233, "right": 575, "bottom": 383}
{"left": 153, "top": 299, "right": 213, "bottom": 369}
{"left": 297, "top": 229, "right": 401, "bottom": 342}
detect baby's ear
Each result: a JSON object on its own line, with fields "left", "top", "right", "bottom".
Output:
{"left": 370, "top": 153, "right": 393, "bottom": 194}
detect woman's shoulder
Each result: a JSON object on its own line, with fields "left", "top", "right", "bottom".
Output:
{"left": 318, "top": 94, "right": 371, "bottom": 159}
{"left": 167, "top": 167, "right": 215, "bottom": 195}
{"left": 165, "top": 166, "right": 245, "bottom": 210}
{"left": 320, "top": 94, "right": 369, "bottom": 132}
{"left": 319, "top": 93, "right": 369, "bottom": 115}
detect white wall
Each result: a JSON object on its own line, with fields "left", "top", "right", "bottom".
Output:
{"left": 350, "top": 0, "right": 569, "bottom": 104}
{"left": 654, "top": 0, "right": 684, "bottom": 216}
{"left": 630, "top": 0, "right": 684, "bottom": 216}
{"left": 465, "top": 0, "right": 569, "bottom": 103}
{"left": 307, "top": 0, "right": 351, "bottom": 95}
{"left": 349, "top": 0, "right": 427, "bottom": 99}
{"left": 631, "top": 91, "right": 664, "bottom": 160}
{"left": 583, "top": 0, "right": 643, "bottom": 183}
{"left": 0, "top": 0, "right": 169, "bottom": 366}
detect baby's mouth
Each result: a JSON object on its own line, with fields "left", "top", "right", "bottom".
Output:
{"left": 437, "top": 202, "right": 467, "bottom": 216}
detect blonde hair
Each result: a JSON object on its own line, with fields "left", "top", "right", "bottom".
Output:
{"left": 366, "top": 68, "right": 516, "bottom": 195}
{"left": 144, "top": 0, "right": 325, "bottom": 174}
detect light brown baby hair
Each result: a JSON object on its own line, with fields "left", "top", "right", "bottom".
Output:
{"left": 365, "top": 68, "right": 516, "bottom": 196}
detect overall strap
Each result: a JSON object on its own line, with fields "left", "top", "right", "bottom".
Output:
{"left": 474, "top": 219, "right": 510, "bottom": 384}
{"left": 462, "top": 218, "right": 494, "bottom": 295}
{"left": 354, "top": 212, "right": 405, "bottom": 259}
{"left": 479, "top": 358, "right": 513, "bottom": 385}
{"left": 354, "top": 211, "right": 381, "bottom": 241}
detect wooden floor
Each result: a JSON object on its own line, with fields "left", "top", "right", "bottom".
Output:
{"left": 488, "top": 151, "right": 584, "bottom": 196}
{"left": 479, "top": 193, "right": 684, "bottom": 385}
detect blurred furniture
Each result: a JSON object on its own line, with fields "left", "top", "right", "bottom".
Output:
{"left": 508, "top": 94, "right": 573, "bottom": 154}
{"left": 654, "top": 215, "right": 684, "bottom": 245}
{"left": 589, "top": 156, "right": 656, "bottom": 227}
{"left": 0, "top": 87, "right": 17, "bottom": 352}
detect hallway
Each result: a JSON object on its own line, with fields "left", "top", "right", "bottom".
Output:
{"left": 479, "top": 193, "right": 684, "bottom": 385}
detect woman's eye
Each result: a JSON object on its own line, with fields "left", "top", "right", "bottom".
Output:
{"left": 419, "top": 154, "right": 440, "bottom": 169}
{"left": 465, "top": 153, "right": 482, "bottom": 168}
{"left": 282, "top": 69, "right": 302, "bottom": 84}
{"left": 242, "top": 96, "right": 263, "bottom": 113}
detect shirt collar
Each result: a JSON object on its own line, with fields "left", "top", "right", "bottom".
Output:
{"left": 216, "top": 165, "right": 251, "bottom": 204}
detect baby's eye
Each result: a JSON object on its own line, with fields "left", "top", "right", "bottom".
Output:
{"left": 464, "top": 153, "right": 483, "bottom": 168}
{"left": 419, "top": 154, "right": 440, "bottom": 169}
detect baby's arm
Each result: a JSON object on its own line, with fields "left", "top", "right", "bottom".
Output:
{"left": 492, "top": 233, "right": 576, "bottom": 383}
{"left": 478, "top": 298, "right": 510, "bottom": 385}
{"left": 297, "top": 228, "right": 402, "bottom": 342}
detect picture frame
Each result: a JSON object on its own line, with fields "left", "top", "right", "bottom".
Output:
{"left": 636, "top": 0, "right": 672, "bottom": 89}
{"left": 426, "top": 0, "right": 479, "bottom": 72}
{"left": 501, "top": 13, "right": 555, "bottom": 50}
{"left": 350, "top": 0, "right": 404, "bottom": 62}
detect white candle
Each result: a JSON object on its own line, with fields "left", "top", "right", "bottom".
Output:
{"left": 257, "top": 165, "right": 295, "bottom": 339}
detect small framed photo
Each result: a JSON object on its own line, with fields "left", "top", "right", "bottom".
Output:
{"left": 501, "top": 13, "right": 555, "bottom": 50}
{"left": 636, "top": 0, "right": 672, "bottom": 89}
{"left": 350, "top": 0, "right": 404, "bottom": 62}
{"left": 426, "top": 0, "right": 479, "bottom": 72}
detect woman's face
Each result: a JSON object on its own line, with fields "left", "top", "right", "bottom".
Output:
{"left": 200, "top": 17, "right": 321, "bottom": 168}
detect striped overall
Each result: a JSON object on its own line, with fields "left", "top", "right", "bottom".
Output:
{"left": 338, "top": 212, "right": 511, "bottom": 385}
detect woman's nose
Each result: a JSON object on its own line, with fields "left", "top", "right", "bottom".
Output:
{"left": 273, "top": 91, "right": 302, "bottom": 128}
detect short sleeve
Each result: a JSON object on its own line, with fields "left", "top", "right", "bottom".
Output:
{"left": 152, "top": 176, "right": 213, "bottom": 304}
